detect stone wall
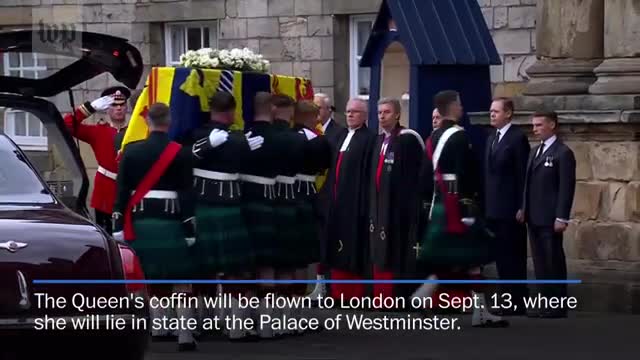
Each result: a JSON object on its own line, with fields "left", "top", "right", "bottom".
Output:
{"left": 478, "top": 0, "right": 538, "bottom": 97}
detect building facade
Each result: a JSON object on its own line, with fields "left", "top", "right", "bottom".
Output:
{"left": 0, "top": 0, "right": 638, "bottom": 312}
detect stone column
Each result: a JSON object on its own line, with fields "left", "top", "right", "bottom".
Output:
{"left": 589, "top": 0, "right": 640, "bottom": 94}
{"left": 523, "top": 0, "right": 604, "bottom": 95}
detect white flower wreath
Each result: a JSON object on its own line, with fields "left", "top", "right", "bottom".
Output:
{"left": 178, "top": 47, "right": 270, "bottom": 73}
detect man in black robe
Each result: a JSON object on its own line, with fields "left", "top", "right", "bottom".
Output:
{"left": 413, "top": 90, "right": 508, "bottom": 328}
{"left": 368, "top": 97, "right": 424, "bottom": 301}
{"left": 324, "top": 98, "right": 375, "bottom": 300}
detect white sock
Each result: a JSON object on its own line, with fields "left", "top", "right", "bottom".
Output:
{"left": 175, "top": 306, "right": 195, "bottom": 344}
{"left": 258, "top": 297, "right": 274, "bottom": 338}
{"left": 411, "top": 275, "right": 439, "bottom": 301}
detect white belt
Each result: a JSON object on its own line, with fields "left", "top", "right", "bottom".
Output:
{"left": 239, "top": 174, "right": 276, "bottom": 185}
{"left": 132, "top": 190, "right": 178, "bottom": 199}
{"left": 275, "top": 175, "right": 296, "bottom": 185}
{"left": 438, "top": 174, "right": 457, "bottom": 181}
{"left": 194, "top": 168, "right": 239, "bottom": 181}
{"left": 97, "top": 166, "right": 117, "bottom": 180}
{"left": 295, "top": 174, "right": 316, "bottom": 182}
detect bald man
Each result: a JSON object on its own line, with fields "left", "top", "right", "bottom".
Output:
{"left": 314, "top": 93, "right": 343, "bottom": 149}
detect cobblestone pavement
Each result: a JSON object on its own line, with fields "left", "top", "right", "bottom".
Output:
{"left": 145, "top": 310, "right": 639, "bottom": 360}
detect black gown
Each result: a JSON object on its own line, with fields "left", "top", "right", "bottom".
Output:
{"left": 324, "top": 126, "right": 376, "bottom": 275}
{"left": 368, "top": 125, "right": 425, "bottom": 286}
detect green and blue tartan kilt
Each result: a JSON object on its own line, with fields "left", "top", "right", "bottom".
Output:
{"left": 130, "top": 217, "right": 199, "bottom": 280}
{"left": 295, "top": 201, "right": 320, "bottom": 266}
{"left": 272, "top": 202, "right": 304, "bottom": 268}
{"left": 417, "top": 201, "right": 495, "bottom": 269}
{"left": 194, "top": 205, "right": 255, "bottom": 274}
{"left": 242, "top": 201, "right": 278, "bottom": 266}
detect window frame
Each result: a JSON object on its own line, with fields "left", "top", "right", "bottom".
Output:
{"left": 349, "top": 14, "right": 377, "bottom": 100}
{"left": 163, "top": 21, "right": 220, "bottom": 66}
{"left": 2, "top": 52, "right": 48, "bottom": 151}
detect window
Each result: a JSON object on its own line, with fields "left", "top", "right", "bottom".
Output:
{"left": 164, "top": 21, "right": 219, "bottom": 66}
{"left": 349, "top": 15, "right": 376, "bottom": 99}
{"left": 2, "top": 53, "right": 48, "bottom": 151}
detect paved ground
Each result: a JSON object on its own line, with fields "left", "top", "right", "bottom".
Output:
{"left": 144, "top": 310, "right": 639, "bottom": 359}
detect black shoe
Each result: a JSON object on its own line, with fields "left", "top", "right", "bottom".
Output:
{"left": 178, "top": 342, "right": 197, "bottom": 352}
{"left": 472, "top": 319, "right": 510, "bottom": 328}
{"left": 538, "top": 311, "right": 568, "bottom": 319}
{"left": 493, "top": 308, "right": 526, "bottom": 317}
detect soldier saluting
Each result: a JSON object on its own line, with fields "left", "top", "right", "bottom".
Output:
{"left": 63, "top": 86, "right": 131, "bottom": 234}
{"left": 112, "top": 103, "right": 199, "bottom": 351}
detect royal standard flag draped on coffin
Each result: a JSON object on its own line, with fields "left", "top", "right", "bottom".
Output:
{"left": 120, "top": 67, "right": 315, "bottom": 154}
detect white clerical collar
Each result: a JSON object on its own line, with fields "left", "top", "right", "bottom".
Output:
{"left": 341, "top": 127, "right": 361, "bottom": 151}
{"left": 322, "top": 118, "right": 333, "bottom": 133}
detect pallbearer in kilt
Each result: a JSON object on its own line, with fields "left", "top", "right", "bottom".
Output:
{"left": 292, "top": 100, "right": 332, "bottom": 303}
{"left": 413, "top": 90, "right": 508, "bottom": 328}
{"left": 270, "top": 94, "right": 306, "bottom": 335}
{"left": 240, "top": 92, "right": 280, "bottom": 339}
{"left": 184, "top": 91, "right": 265, "bottom": 340}
{"left": 111, "top": 103, "right": 200, "bottom": 351}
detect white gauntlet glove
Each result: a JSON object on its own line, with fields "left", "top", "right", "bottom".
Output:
{"left": 112, "top": 231, "right": 124, "bottom": 241}
{"left": 90, "top": 95, "right": 115, "bottom": 112}
{"left": 185, "top": 237, "right": 196, "bottom": 247}
{"left": 209, "top": 129, "right": 229, "bottom": 148}
{"left": 245, "top": 131, "right": 264, "bottom": 151}
{"left": 461, "top": 218, "right": 476, "bottom": 226}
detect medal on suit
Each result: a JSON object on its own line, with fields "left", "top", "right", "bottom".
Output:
{"left": 544, "top": 155, "right": 553, "bottom": 167}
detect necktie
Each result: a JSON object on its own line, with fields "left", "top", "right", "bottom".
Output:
{"left": 491, "top": 130, "right": 500, "bottom": 150}
{"left": 536, "top": 141, "right": 545, "bottom": 158}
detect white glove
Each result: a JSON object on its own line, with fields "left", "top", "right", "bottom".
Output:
{"left": 461, "top": 218, "right": 476, "bottom": 226}
{"left": 209, "top": 129, "right": 229, "bottom": 148}
{"left": 185, "top": 237, "right": 196, "bottom": 247}
{"left": 112, "top": 231, "right": 124, "bottom": 241}
{"left": 90, "top": 95, "right": 115, "bottom": 112}
{"left": 245, "top": 131, "right": 264, "bottom": 151}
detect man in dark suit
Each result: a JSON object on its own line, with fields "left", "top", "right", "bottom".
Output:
{"left": 314, "top": 93, "right": 343, "bottom": 149}
{"left": 520, "top": 110, "right": 576, "bottom": 318}
{"left": 484, "top": 97, "right": 530, "bottom": 315}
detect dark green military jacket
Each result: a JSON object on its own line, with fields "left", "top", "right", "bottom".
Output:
{"left": 113, "top": 131, "right": 196, "bottom": 235}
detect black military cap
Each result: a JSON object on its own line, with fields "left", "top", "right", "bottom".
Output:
{"left": 101, "top": 86, "right": 131, "bottom": 105}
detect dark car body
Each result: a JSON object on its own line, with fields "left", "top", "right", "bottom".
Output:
{"left": 0, "top": 29, "right": 148, "bottom": 359}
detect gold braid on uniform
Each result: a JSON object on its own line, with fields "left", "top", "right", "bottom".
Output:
{"left": 79, "top": 101, "right": 96, "bottom": 117}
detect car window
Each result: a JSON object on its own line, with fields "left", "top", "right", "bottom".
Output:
{"left": 0, "top": 136, "right": 55, "bottom": 204}
{"left": 1, "top": 106, "right": 84, "bottom": 209}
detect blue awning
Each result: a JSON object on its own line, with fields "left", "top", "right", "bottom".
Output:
{"left": 360, "top": 0, "right": 501, "bottom": 67}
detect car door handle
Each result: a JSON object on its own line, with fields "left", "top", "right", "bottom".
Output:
{"left": 17, "top": 270, "right": 31, "bottom": 310}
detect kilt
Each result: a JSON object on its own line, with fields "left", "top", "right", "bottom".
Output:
{"left": 242, "top": 200, "right": 277, "bottom": 266}
{"left": 295, "top": 200, "right": 320, "bottom": 266}
{"left": 194, "top": 205, "right": 254, "bottom": 274}
{"left": 272, "top": 202, "right": 302, "bottom": 268}
{"left": 417, "top": 201, "right": 494, "bottom": 269}
{"left": 130, "top": 217, "right": 198, "bottom": 279}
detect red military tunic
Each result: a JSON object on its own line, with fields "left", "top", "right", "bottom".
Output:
{"left": 63, "top": 103, "right": 124, "bottom": 215}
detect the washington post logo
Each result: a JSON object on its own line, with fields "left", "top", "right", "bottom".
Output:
{"left": 31, "top": 6, "right": 83, "bottom": 55}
